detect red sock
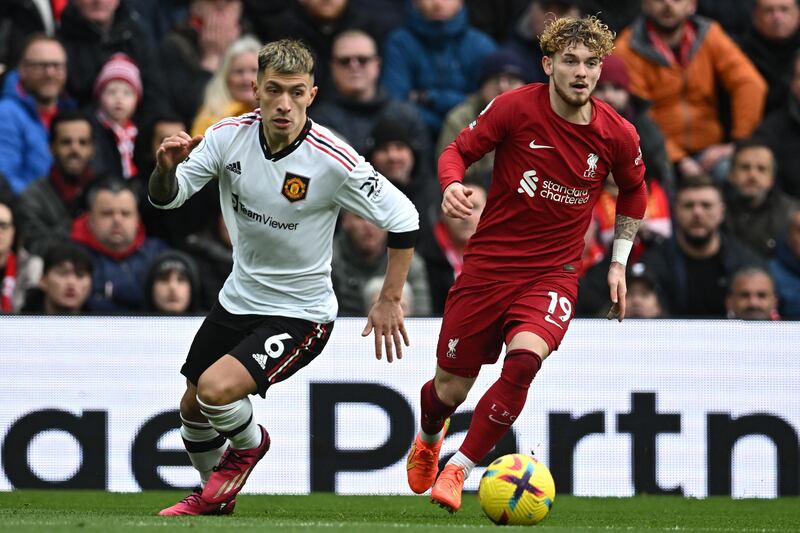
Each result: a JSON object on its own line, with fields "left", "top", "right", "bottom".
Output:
{"left": 420, "top": 379, "right": 457, "bottom": 435}
{"left": 459, "top": 349, "right": 542, "bottom": 462}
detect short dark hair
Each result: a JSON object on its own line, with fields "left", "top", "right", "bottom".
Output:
{"left": 728, "top": 266, "right": 775, "bottom": 295}
{"left": 86, "top": 176, "right": 137, "bottom": 209}
{"left": 732, "top": 137, "right": 774, "bottom": 162}
{"left": 50, "top": 110, "right": 94, "bottom": 142}
{"left": 676, "top": 173, "right": 720, "bottom": 196}
{"left": 19, "top": 33, "right": 64, "bottom": 67}
{"left": 42, "top": 242, "right": 93, "bottom": 276}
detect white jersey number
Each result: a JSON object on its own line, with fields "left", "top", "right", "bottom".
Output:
{"left": 264, "top": 333, "right": 293, "bottom": 358}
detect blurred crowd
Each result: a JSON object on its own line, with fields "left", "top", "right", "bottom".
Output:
{"left": 0, "top": 0, "right": 798, "bottom": 320}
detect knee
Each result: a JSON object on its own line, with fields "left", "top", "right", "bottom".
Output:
{"left": 435, "top": 377, "right": 470, "bottom": 406}
{"left": 180, "top": 388, "right": 203, "bottom": 419}
{"left": 197, "top": 372, "right": 239, "bottom": 406}
{"left": 501, "top": 350, "right": 542, "bottom": 389}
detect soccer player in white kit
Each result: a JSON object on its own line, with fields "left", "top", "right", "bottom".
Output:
{"left": 150, "top": 39, "right": 420, "bottom": 516}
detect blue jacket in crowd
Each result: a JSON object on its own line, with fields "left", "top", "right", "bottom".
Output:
{"left": 770, "top": 239, "right": 800, "bottom": 319}
{"left": 381, "top": 6, "right": 496, "bottom": 133}
{"left": 0, "top": 71, "right": 74, "bottom": 195}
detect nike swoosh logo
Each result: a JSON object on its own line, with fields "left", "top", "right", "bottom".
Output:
{"left": 529, "top": 140, "right": 554, "bottom": 149}
{"left": 544, "top": 315, "right": 565, "bottom": 330}
{"left": 488, "top": 415, "right": 512, "bottom": 426}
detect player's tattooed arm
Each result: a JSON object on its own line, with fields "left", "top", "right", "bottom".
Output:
{"left": 149, "top": 132, "right": 202, "bottom": 204}
{"left": 148, "top": 165, "right": 178, "bottom": 204}
{"left": 613, "top": 214, "right": 642, "bottom": 242}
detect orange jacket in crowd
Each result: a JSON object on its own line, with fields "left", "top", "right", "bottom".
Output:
{"left": 615, "top": 16, "right": 767, "bottom": 162}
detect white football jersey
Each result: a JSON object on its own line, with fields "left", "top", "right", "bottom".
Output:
{"left": 151, "top": 111, "right": 419, "bottom": 322}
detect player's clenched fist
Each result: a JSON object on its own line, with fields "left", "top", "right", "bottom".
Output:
{"left": 442, "top": 182, "right": 474, "bottom": 219}
{"left": 156, "top": 132, "right": 204, "bottom": 171}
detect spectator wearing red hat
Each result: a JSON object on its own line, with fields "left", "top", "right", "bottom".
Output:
{"left": 91, "top": 53, "right": 142, "bottom": 181}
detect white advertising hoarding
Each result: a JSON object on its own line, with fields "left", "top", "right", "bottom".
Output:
{"left": 0, "top": 316, "right": 797, "bottom": 498}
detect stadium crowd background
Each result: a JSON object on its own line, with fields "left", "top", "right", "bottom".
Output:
{"left": 0, "top": 0, "right": 799, "bottom": 321}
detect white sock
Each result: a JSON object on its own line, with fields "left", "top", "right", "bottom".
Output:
{"left": 180, "top": 416, "right": 227, "bottom": 487}
{"left": 448, "top": 451, "right": 476, "bottom": 479}
{"left": 197, "top": 396, "right": 262, "bottom": 450}
{"left": 420, "top": 427, "right": 444, "bottom": 444}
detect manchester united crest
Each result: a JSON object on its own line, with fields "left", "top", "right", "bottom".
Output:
{"left": 282, "top": 173, "right": 310, "bottom": 202}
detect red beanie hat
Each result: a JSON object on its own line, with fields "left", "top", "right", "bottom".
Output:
{"left": 93, "top": 53, "right": 143, "bottom": 102}
{"left": 599, "top": 55, "right": 630, "bottom": 92}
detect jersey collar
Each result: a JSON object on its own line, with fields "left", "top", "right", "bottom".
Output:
{"left": 258, "top": 118, "right": 312, "bottom": 162}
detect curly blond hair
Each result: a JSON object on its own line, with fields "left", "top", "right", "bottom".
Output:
{"left": 539, "top": 15, "right": 615, "bottom": 58}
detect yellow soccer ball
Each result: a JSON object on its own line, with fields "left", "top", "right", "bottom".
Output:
{"left": 478, "top": 453, "right": 555, "bottom": 525}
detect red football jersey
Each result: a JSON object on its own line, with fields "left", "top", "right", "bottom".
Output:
{"left": 440, "top": 83, "right": 646, "bottom": 280}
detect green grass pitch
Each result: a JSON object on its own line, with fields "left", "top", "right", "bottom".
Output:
{"left": 0, "top": 490, "right": 798, "bottom": 532}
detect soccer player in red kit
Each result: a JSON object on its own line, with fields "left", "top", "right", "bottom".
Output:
{"left": 406, "top": 15, "right": 648, "bottom": 512}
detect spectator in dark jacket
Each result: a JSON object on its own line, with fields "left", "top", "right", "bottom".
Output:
{"left": 143, "top": 250, "right": 201, "bottom": 314}
{"left": 70, "top": 177, "right": 167, "bottom": 312}
{"left": 17, "top": 110, "right": 97, "bottom": 256}
{"left": 365, "top": 118, "right": 439, "bottom": 230}
{"left": 310, "top": 29, "right": 431, "bottom": 164}
{"left": 21, "top": 242, "right": 93, "bottom": 315}
{"left": 641, "top": 175, "right": 764, "bottom": 317}
{"left": 0, "top": 34, "right": 73, "bottom": 195}
{"left": 381, "top": 0, "right": 496, "bottom": 134}
{"left": 180, "top": 210, "right": 231, "bottom": 311}
{"left": 257, "top": 0, "right": 380, "bottom": 101}
{"left": 769, "top": 209, "right": 800, "bottom": 317}
{"left": 725, "top": 266, "right": 780, "bottom": 320}
{"left": 503, "top": 0, "right": 582, "bottom": 85}
{"left": 723, "top": 138, "right": 799, "bottom": 258}
{"left": 331, "top": 210, "right": 431, "bottom": 316}
{"left": 136, "top": 112, "right": 219, "bottom": 248}
{"left": 697, "top": 0, "right": 755, "bottom": 41}
{"left": 58, "top": 0, "right": 166, "bottom": 122}
{"left": 0, "top": 0, "right": 55, "bottom": 75}
{"left": 755, "top": 48, "right": 800, "bottom": 198}
{"left": 739, "top": 0, "right": 800, "bottom": 114}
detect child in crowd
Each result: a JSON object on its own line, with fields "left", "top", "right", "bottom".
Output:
{"left": 93, "top": 53, "right": 143, "bottom": 180}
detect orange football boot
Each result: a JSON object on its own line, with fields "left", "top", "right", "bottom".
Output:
{"left": 430, "top": 464, "right": 466, "bottom": 513}
{"left": 406, "top": 418, "right": 450, "bottom": 494}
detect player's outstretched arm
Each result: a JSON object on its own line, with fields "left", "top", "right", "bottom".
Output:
{"left": 149, "top": 132, "right": 203, "bottom": 204}
{"left": 361, "top": 247, "right": 414, "bottom": 363}
{"left": 606, "top": 214, "right": 643, "bottom": 322}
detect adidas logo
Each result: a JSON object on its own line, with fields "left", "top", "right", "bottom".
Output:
{"left": 252, "top": 353, "right": 268, "bottom": 369}
{"left": 226, "top": 161, "right": 242, "bottom": 174}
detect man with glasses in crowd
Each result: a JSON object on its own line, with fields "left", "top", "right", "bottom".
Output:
{"left": 311, "top": 29, "right": 430, "bottom": 165}
{"left": 0, "top": 34, "right": 73, "bottom": 195}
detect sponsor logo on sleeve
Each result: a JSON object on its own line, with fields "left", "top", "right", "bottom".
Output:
{"left": 359, "top": 170, "right": 383, "bottom": 200}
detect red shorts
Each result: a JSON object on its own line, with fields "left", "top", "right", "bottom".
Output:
{"left": 436, "top": 270, "right": 579, "bottom": 378}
